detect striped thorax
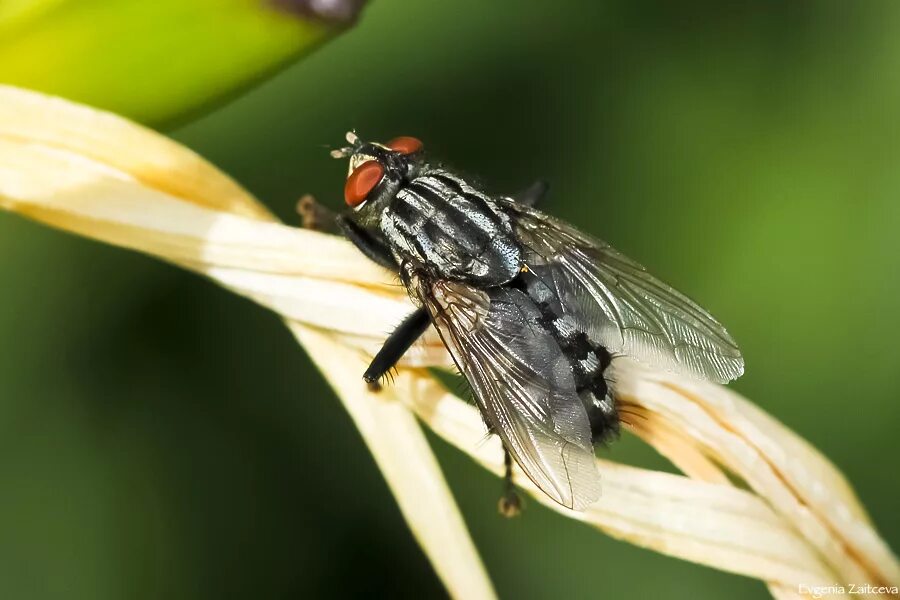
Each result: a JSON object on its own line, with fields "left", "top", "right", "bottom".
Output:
{"left": 381, "top": 169, "right": 521, "bottom": 285}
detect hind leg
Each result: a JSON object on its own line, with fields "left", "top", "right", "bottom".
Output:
{"left": 497, "top": 447, "right": 523, "bottom": 517}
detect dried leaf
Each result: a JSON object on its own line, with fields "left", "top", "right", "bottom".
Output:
{"left": 0, "top": 84, "right": 495, "bottom": 600}
{"left": 1, "top": 84, "right": 897, "bottom": 598}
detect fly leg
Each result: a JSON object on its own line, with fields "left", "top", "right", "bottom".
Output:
{"left": 297, "top": 195, "right": 398, "bottom": 271}
{"left": 498, "top": 447, "right": 523, "bottom": 517}
{"left": 334, "top": 217, "right": 421, "bottom": 389}
{"left": 297, "top": 194, "right": 339, "bottom": 233}
{"left": 363, "top": 307, "right": 431, "bottom": 391}
{"left": 336, "top": 215, "right": 398, "bottom": 271}
{"left": 512, "top": 180, "right": 549, "bottom": 207}
{"left": 303, "top": 202, "right": 421, "bottom": 389}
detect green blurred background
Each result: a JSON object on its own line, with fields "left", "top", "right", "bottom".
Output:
{"left": 1, "top": 1, "right": 898, "bottom": 598}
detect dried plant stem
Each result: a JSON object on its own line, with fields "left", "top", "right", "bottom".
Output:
{"left": 1, "top": 85, "right": 897, "bottom": 599}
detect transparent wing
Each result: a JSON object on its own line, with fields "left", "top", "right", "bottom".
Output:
{"left": 498, "top": 199, "right": 744, "bottom": 383}
{"left": 416, "top": 277, "right": 601, "bottom": 510}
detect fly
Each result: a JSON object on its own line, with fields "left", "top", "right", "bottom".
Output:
{"left": 326, "top": 132, "right": 744, "bottom": 514}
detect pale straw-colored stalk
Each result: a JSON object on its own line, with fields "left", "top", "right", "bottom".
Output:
{"left": 0, "top": 85, "right": 896, "bottom": 600}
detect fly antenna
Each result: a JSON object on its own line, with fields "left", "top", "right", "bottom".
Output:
{"left": 331, "top": 130, "right": 362, "bottom": 158}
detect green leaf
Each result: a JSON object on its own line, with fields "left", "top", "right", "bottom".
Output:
{"left": 0, "top": 0, "right": 353, "bottom": 124}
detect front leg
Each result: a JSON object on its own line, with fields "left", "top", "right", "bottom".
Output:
{"left": 312, "top": 205, "right": 429, "bottom": 390}
{"left": 297, "top": 194, "right": 339, "bottom": 233}
{"left": 336, "top": 214, "right": 398, "bottom": 271}
{"left": 299, "top": 196, "right": 397, "bottom": 270}
{"left": 335, "top": 218, "right": 429, "bottom": 388}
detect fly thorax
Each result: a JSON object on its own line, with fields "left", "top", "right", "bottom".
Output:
{"left": 380, "top": 170, "right": 521, "bottom": 285}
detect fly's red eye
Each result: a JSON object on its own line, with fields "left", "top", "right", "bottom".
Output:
{"left": 386, "top": 136, "right": 423, "bottom": 155}
{"left": 344, "top": 160, "right": 384, "bottom": 207}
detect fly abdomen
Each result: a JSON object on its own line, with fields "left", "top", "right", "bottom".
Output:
{"left": 544, "top": 313, "right": 620, "bottom": 445}
{"left": 514, "top": 273, "right": 620, "bottom": 444}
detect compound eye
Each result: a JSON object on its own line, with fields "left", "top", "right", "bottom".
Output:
{"left": 386, "top": 136, "right": 423, "bottom": 155}
{"left": 344, "top": 160, "right": 384, "bottom": 208}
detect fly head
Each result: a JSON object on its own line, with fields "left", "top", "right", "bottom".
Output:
{"left": 332, "top": 131, "right": 424, "bottom": 228}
